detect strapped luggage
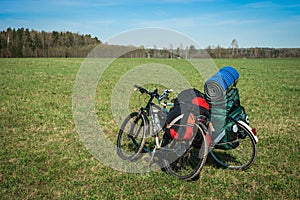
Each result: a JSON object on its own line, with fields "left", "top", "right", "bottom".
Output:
{"left": 205, "top": 66, "right": 248, "bottom": 150}
{"left": 167, "top": 88, "right": 210, "bottom": 140}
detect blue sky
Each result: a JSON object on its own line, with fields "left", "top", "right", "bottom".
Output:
{"left": 0, "top": 0, "right": 299, "bottom": 48}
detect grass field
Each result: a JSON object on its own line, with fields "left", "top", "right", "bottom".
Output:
{"left": 0, "top": 58, "right": 299, "bottom": 199}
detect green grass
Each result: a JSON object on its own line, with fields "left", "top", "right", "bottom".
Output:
{"left": 1, "top": 58, "right": 299, "bottom": 199}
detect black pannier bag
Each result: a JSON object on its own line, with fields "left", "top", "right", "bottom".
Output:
{"left": 166, "top": 88, "right": 210, "bottom": 140}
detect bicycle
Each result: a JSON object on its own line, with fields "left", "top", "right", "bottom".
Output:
{"left": 116, "top": 85, "right": 209, "bottom": 180}
{"left": 116, "top": 85, "right": 258, "bottom": 180}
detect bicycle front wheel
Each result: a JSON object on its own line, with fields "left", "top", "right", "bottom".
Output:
{"left": 117, "top": 112, "right": 148, "bottom": 161}
{"left": 210, "top": 121, "right": 257, "bottom": 170}
{"left": 163, "top": 124, "right": 208, "bottom": 180}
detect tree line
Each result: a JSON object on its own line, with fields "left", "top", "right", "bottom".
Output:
{"left": 1, "top": 28, "right": 299, "bottom": 58}
{"left": 0, "top": 27, "right": 100, "bottom": 58}
{"left": 203, "top": 45, "right": 300, "bottom": 58}
{"left": 121, "top": 45, "right": 300, "bottom": 59}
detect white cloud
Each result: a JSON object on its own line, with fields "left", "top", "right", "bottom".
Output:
{"left": 215, "top": 19, "right": 260, "bottom": 26}
{"left": 134, "top": 17, "right": 198, "bottom": 29}
{"left": 159, "top": 0, "right": 216, "bottom": 3}
{"left": 243, "top": 1, "right": 276, "bottom": 8}
{"left": 132, "top": 14, "right": 219, "bottom": 29}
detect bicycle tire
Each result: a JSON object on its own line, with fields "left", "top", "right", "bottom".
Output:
{"left": 117, "top": 112, "right": 148, "bottom": 161}
{"left": 209, "top": 121, "right": 257, "bottom": 170}
{"left": 163, "top": 124, "right": 208, "bottom": 180}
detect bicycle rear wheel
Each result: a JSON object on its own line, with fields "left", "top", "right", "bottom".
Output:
{"left": 117, "top": 112, "right": 148, "bottom": 161}
{"left": 210, "top": 121, "right": 257, "bottom": 170}
{"left": 163, "top": 124, "right": 208, "bottom": 180}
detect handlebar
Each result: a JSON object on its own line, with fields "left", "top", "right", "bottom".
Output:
{"left": 134, "top": 85, "right": 147, "bottom": 93}
{"left": 134, "top": 85, "right": 172, "bottom": 103}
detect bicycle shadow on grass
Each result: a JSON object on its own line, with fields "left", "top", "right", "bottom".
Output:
{"left": 161, "top": 152, "right": 237, "bottom": 182}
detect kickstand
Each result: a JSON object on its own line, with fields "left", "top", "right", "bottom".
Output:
{"left": 150, "top": 146, "right": 157, "bottom": 163}
{"left": 145, "top": 146, "right": 160, "bottom": 169}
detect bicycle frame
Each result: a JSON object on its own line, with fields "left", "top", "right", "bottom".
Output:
{"left": 134, "top": 86, "right": 173, "bottom": 151}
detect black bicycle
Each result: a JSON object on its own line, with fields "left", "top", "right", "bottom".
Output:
{"left": 117, "top": 85, "right": 258, "bottom": 180}
{"left": 116, "top": 85, "right": 209, "bottom": 180}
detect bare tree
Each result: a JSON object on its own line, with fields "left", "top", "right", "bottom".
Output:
{"left": 169, "top": 43, "right": 174, "bottom": 59}
{"left": 231, "top": 39, "right": 238, "bottom": 57}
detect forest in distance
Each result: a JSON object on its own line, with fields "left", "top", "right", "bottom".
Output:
{"left": 1, "top": 27, "right": 299, "bottom": 58}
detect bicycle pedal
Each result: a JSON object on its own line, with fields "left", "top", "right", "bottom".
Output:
{"left": 143, "top": 152, "right": 154, "bottom": 163}
{"left": 144, "top": 156, "right": 151, "bottom": 163}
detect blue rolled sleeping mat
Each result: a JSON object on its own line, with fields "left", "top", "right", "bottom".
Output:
{"left": 204, "top": 66, "right": 240, "bottom": 138}
{"left": 204, "top": 66, "right": 239, "bottom": 101}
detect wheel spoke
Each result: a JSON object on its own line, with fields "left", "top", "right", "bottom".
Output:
{"left": 209, "top": 122, "right": 257, "bottom": 170}
{"left": 164, "top": 124, "right": 208, "bottom": 180}
{"left": 117, "top": 112, "right": 147, "bottom": 161}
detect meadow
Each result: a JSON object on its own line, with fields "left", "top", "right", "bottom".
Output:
{"left": 0, "top": 58, "right": 299, "bottom": 199}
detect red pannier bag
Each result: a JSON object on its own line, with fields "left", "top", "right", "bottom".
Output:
{"left": 167, "top": 88, "right": 210, "bottom": 140}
